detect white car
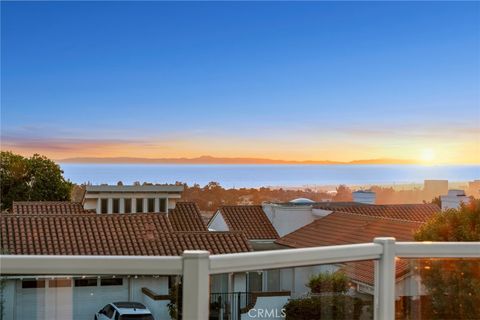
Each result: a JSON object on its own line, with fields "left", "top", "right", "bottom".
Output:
{"left": 95, "top": 302, "right": 154, "bottom": 320}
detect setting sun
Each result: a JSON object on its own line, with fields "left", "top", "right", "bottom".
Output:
{"left": 420, "top": 149, "right": 436, "bottom": 163}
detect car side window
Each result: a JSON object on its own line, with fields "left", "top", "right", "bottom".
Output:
{"left": 114, "top": 311, "right": 120, "bottom": 320}
{"left": 100, "top": 305, "right": 109, "bottom": 315}
{"left": 105, "top": 305, "right": 115, "bottom": 318}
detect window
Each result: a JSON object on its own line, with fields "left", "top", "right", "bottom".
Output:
{"left": 160, "top": 198, "right": 167, "bottom": 213}
{"left": 211, "top": 274, "right": 228, "bottom": 293}
{"left": 125, "top": 198, "right": 132, "bottom": 213}
{"left": 101, "top": 278, "right": 123, "bottom": 286}
{"left": 148, "top": 198, "right": 155, "bottom": 212}
{"left": 266, "top": 269, "right": 280, "bottom": 291}
{"left": 119, "top": 315, "right": 154, "bottom": 320}
{"left": 22, "top": 280, "right": 45, "bottom": 288}
{"left": 136, "top": 198, "right": 143, "bottom": 213}
{"left": 247, "top": 272, "right": 263, "bottom": 292}
{"left": 101, "top": 199, "right": 108, "bottom": 213}
{"left": 49, "top": 279, "right": 71, "bottom": 288}
{"left": 113, "top": 198, "right": 120, "bottom": 213}
{"left": 105, "top": 305, "right": 115, "bottom": 318}
{"left": 74, "top": 278, "right": 97, "bottom": 287}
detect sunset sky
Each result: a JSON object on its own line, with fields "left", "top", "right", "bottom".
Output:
{"left": 1, "top": 2, "right": 479, "bottom": 164}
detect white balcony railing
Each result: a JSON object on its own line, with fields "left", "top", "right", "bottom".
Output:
{"left": 1, "top": 237, "right": 479, "bottom": 320}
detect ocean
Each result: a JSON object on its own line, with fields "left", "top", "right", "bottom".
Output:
{"left": 60, "top": 164, "right": 480, "bottom": 189}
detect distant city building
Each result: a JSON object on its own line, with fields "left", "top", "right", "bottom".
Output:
{"left": 83, "top": 184, "right": 184, "bottom": 214}
{"left": 440, "top": 189, "right": 470, "bottom": 211}
{"left": 424, "top": 180, "right": 448, "bottom": 201}
{"left": 467, "top": 180, "right": 480, "bottom": 197}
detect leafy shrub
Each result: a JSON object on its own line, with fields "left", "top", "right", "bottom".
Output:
{"left": 284, "top": 295, "right": 364, "bottom": 320}
{"left": 307, "top": 271, "right": 349, "bottom": 294}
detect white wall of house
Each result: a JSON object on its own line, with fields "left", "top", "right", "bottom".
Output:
{"left": 83, "top": 185, "right": 183, "bottom": 214}
{"left": 395, "top": 274, "right": 425, "bottom": 298}
{"left": 291, "top": 265, "right": 339, "bottom": 296}
{"left": 4, "top": 276, "right": 172, "bottom": 320}
{"left": 3, "top": 280, "right": 15, "bottom": 320}
{"left": 233, "top": 273, "right": 247, "bottom": 292}
{"left": 130, "top": 276, "right": 170, "bottom": 320}
{"left": 440, "top": 189, "right": 470, "bottom": 211}
{"left": 208, "top": 211, "right": 229, "bottom": 231}
{"left": 84, "top": 193, "right": 180, "bottom": 214}
{"left": 262, "top": 204, "right": 317, "bottom": 237}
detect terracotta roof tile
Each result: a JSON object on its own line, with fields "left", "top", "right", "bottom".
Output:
{"left": 314, "top": 203, "right": 439, "bottom": 222}
{"left": 276, "top": 212, "right": 422, "bottom": 285}
{"left": 169, "top": 202, "right": 208, "bottom": 231}
{"left": 1, "top": 213, "right": 252, "bottom": 256}
{"left": 341, "top": 259, "right": 410, "bottom": 286}
{"left": 12, "top": 201, "right": 95, "bottom": 215}
{"left": 215, "top": 205, "right": 279, "bottom": 240}
{"left": 276, "top": 211, "right": 422, "bottom": 248}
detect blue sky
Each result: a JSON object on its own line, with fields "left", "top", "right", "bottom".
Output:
{"left": 1, "top": 1, "right": 479, "bottom": 163}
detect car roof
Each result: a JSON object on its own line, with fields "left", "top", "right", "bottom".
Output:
{"left": 111, "top": 302, "right": 151, "bottom": 315}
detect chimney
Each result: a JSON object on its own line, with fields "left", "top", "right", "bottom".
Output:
{"left": 440, "top": 189, "right": 469, "bottom": 211}
{"left": 353, "top": 190, "right": 376, "bottom": 204}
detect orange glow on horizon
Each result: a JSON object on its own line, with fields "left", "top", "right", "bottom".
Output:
{"left": 2, "top": 139, "right": 479, "bottom": 165}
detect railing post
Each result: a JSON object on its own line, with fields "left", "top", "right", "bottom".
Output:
{"left": 182, "top": 250, "right": 210, "bottom": 320}
{"left": 374, "top": 237, "right": 396, "bottom": 320}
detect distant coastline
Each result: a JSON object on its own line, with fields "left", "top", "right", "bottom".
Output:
{"left": 60, "top": 163, "right": 479, "bottom": 188}
{"left": 58, "top": 155, "right": 419, "bottom": 165}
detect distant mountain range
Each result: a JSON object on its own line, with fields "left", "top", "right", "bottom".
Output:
{"left": 58, "top": 155, "right": 417, "bottom": 165}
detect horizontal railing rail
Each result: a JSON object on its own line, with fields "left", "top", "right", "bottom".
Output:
{"left": 209, "top": 242, "right": 382, "bottom": 274}
{"left": 395, "top": 241, "right": 480, "bottom": 258}
{"left": 0, "top": 254, "right": 183, "bottom": 275}
{"left": 1, "top": 238, "right": 479, "bottom": 320}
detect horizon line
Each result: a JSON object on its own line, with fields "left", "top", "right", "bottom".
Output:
{"left": 54, "top": 155, "right": 480, "bottom": 166}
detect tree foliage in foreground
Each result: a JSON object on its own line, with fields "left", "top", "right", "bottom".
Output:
{"left": 0, "top": 151, "right": 73, "bottom": 210}
{"left": 413, "top": 200, "right": 480, "bottom": 319}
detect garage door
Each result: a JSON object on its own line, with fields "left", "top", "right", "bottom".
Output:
{"left": 15, "top": 277, "right": 128, "bottom": 320}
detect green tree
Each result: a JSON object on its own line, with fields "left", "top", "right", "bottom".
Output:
{"left": 0, "top": 151, "right": 73, "bottom": 210}
{"left": 413, "top": 200, "right": 480, "bottom": 319}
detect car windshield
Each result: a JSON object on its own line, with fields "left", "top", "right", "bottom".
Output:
{"left": 119, "top": 315, "right": 154, "bottom": 320}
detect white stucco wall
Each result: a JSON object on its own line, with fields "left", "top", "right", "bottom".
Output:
{"left": 262, "top": 204, "right": 316, "bottom": 237}
{"left": 83, "top": 192, "right": 181, "bottom": 213}
{"left": 395, "top": 274, "right": 425, "bottom": 298}
{"left": 4, "top": 276, "right": 172, "bottom": 320}
{"left": 3, "top": 280, "right": 16, "bottom": 320}
{"left": 130, "top": 277, "right": 170, "bottom": 320}
{"left": 290, "top": 265, "right": 339, "bottom": 297}
{"left": 208, "top": 211, "right": 229, "bottom": 231}
{"left": 233, "top": 273, "right": 247, "bottom": 292}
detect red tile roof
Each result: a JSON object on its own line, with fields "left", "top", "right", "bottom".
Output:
{"left": 169, "top": 202, "right": 208, "bottom": 231}
{"left": 276, "top": 211, "right": 422, "bottom": 248}
{"left": 0, "top": 213, "right": 252, "bottom": 256}
{"left": 313, "top": 203, "right": 439, "bottom": 222}
{"left": 276, "top": 212, "right": 422, "bottom": 285}
{"left": 341, "top": 259, "right": 410, "bottom": 286}
{"left": 12, "top": 201, "right": 94, "bottom": 215}
{"left": 214, "top": 205, "right": 279, "bottom": 240}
